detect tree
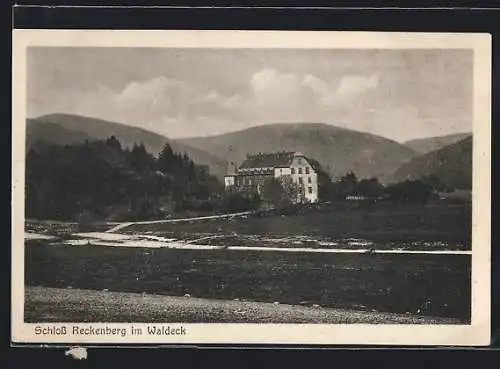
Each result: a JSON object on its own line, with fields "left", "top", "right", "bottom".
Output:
{"left": 278, "top": 176, "right": 305, "bottom": 205}
{"left": 357, "top": 177, "right": 385, "bottom": 198}
{"left": 420, "top": 174, "right": 452, "bottom": 193}
{"left": 106, "top": 135, "right": 122, "bottom": 151}
{"left": 221, "top": 192, "right": 259, "bottom": 212}
{"left": 261, "top": 178, "right": 284, "bottom": 208}
{"left": 308, "top": 158, "right": 332, "bottom": 201}
{"left": 384, "top": 180, "right": 433, "bottom": 203}
{"left": 338, "top": 171, "right": 358, "bottom": 198}
{"left": 261, "top": 176, "right": 304, "bottom": 209}
{"left": 157, "top": 143, "right": 175, "bottom": 174}
{"left": 129, "top": 142, "right": 155, "bottom": 172}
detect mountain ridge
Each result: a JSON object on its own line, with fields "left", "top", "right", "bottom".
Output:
{"left": 28, "top": 113, "right": 471, "bottom": 185}
{"left": 26, "top": 113, "right": 228, "bottom": 178}
{"left": 178, "top": 122, "right": 419, "bottom": 181}
{"left": 392, "top": 135, "right": 472, "bottom": 189}
{"left": 404, "top": 132, "right": 472, "bottom": 154}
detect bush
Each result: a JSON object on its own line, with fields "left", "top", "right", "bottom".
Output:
{"left": 221, "top": 193, "right": 260, "bottom": 212}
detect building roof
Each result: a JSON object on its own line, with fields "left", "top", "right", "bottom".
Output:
{"left": 239, "top": 151, "right": 301, "bottom": 170}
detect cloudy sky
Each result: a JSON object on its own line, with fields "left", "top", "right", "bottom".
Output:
{"left": 27, "top": 47, "right": 472, "bottom": 142}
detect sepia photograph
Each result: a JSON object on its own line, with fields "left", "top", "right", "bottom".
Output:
{"left": 11, "top": 30, "right": 491, "bottom": 345}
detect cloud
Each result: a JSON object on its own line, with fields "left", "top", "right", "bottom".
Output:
{"left": 28, "top": 48, "right": 472, "bottom": 142}
{"left": 302, "top": 74, "right": 328, "bottom": 96}
{"left": 197, "top": 89, "right": 245, "bottom": 111}
{"left": 30, "top": 65, "right": 461, "bottom": 142}
{"left": 336, "top": 73, "right": 379, "bottom": 98}
{"left": 37, "top": 69, "right": 383, "bottom": 137}
{"left": 250, "top": 68, "right": 305, "bottom": 106}
{"left": 319, "top": 73, "right": 380, "bottom": 108}
{"left": 59, "top": 76, "right": 248, "bottom": 137}
{"left": 250, "top": 68, "right": 335, "bottom": 105}
{"left": 198, "top": 89, "right": 222, "bottom": 103}
{"left": 249, "top": 68, "right": 379, "bottom": 112}
{"left": 119, "top": 77, "right": 168, "bottom": 101}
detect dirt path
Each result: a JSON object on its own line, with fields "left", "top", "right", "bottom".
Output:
{"left": 24, "top": 286, "right": 464, "bottom": 324}
{"left": 105, "top": 211, "right": 253, "bottom": 233}
{"left": 40, "top": 231, "right": 471, "bottom": 255}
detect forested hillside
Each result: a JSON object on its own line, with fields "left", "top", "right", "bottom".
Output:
{"left": 404, "top": 133, "right": 471, "bottom": 154}
{"left": 179, "top": 123, "right": 418, "bottom": 181}
{"left": 392, "top": 136, "right": 472, "bottom": 190}
{"left": 25, "top": 137, "right": 224, "bottom": 222}
{"left": 27, "top": 114, "right": 228, "bottom": 179}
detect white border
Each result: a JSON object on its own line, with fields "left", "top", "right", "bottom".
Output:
{"left": 11, "top": 30, "right": 492, "bottom": 345}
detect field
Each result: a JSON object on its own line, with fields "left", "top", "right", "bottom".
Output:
{"left": 24, "top": 202, "right": 472, "bottom": 323}
{"left": 122, "top": 202, "right": 471, "bottom": 247}
{"left": 25, "top": 241, "right": 471, "bottom": 322}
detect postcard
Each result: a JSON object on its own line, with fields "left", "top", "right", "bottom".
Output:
{"left": 11, "top": 30, "right": 491, "bottom": 345}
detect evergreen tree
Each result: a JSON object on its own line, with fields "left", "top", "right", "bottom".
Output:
{"left": 129, "top": 142, "right": 155, "bottom": 172}
{"left": 157, "top": 143, "right": 175, "bottom": 173}
{"left": 106, "top": 135, "right": 122, "bottom": 150}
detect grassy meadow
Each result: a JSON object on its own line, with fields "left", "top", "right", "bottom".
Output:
{"left": 26, "top": 241, "right": 471, "bottom": 322}
{"left": 123, "top": 201, "right": 472, "bottom": 247}
{"left": 25, "top": 201, "right": 472, "bottom": 323}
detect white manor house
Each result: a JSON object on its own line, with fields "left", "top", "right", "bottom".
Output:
{"left": 224, "top": 151, "right": 319, "bottom": 203}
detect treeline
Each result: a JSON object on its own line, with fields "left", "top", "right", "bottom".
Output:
{"left": 26, "top": 139, "right": 467, "bottom": 222}
{"left": 229, "top": 163, "right": 463, "bottom": 211}
{"left": 25, "top": 136, "right": 225, "bottom": 222}
{"left": 318, "top": 171, "right": 459, "bottom": 203}
{"left": 221, "top": 160, "right": 463, "bottom": 213}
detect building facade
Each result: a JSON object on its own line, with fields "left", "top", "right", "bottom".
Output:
{"left": 224, "top": 151, "right": 319, "bottom": 203}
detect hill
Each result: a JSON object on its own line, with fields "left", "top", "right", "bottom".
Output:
{"left": 179, "top": 123, "right": 418, "bottom": 181}
{"left": 26, "top": 120, "right": 94, "bottom": 148}
{"left": 404, "top": 132, "right": 471, "bottom": 154}
{"left": 392, "top": 136, "right": 472, "bottom": 189}
{"left": 26, "top": 114, "right": 227, "bottom": 178}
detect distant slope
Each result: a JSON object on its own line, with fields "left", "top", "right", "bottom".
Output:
{"left": 26, "top": 114, "right": 227, "bottom": 178}
{"left": 26, "top": 120, "right": 94, "bottom": 148}
{"left": 392, "top": 135, "right": 472, "bottom": 189}
{"left": 179, "top": 123, "right": 418, "bottom": 181}
{"left": 404, "top": 132, "right": 471, "bottom": 154}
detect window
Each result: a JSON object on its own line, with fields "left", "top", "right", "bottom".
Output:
{"left": 291, "top": 168, "right": 295, "bottom": 174}
{"left": 298, "top": 168, "right": 302, "bottom": 174}
{"left": 299, "top": 177, "right": 303, "bottom": 184}
{"left": 305, "top": 167, "right": 310, "bottom": 174}
{"left": 308, "top": 177, "right": 312, "bottom": 184}
{"left": 308, "top": 187, "right": 313, "bottom": 194}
